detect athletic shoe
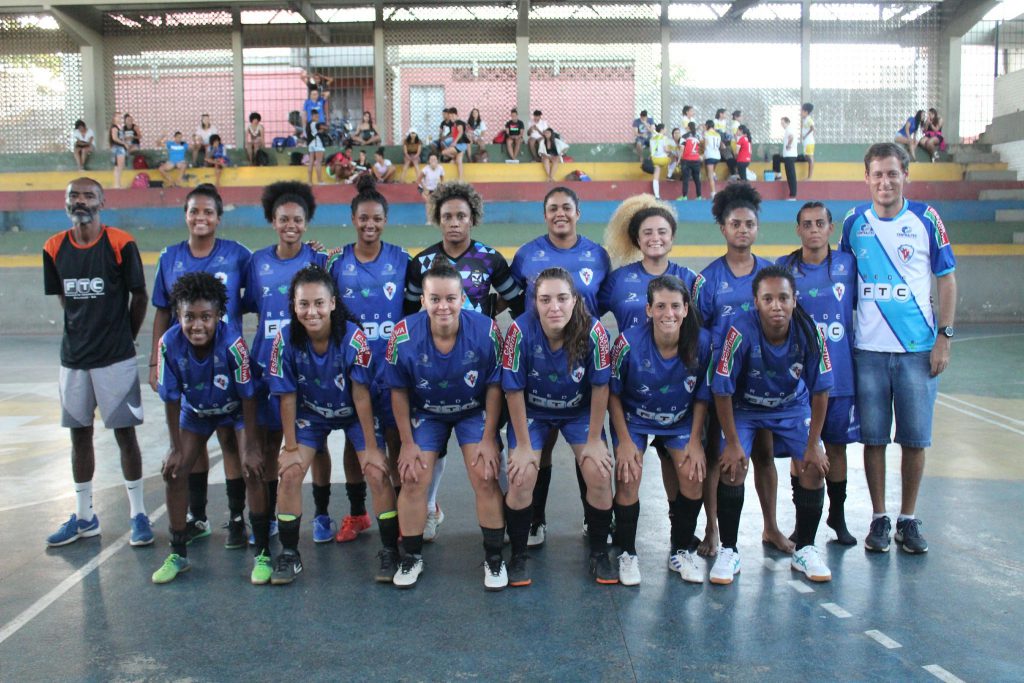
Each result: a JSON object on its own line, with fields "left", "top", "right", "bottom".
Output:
{"left": 676, "top": 196, "right": 688, "bottom": 202}
{"left": 423, "top": 507, "right": 445, "bottom": 542}
{"left": 484, "top": 555, "right": 508, "bottom": 591}
{"left": 618, "top": 552, "right": 641, "bottom": 586}
{"left": 588, "top": 552, "right": 619, "bottom": 585}
{"left": 393, "top": 555, "right": 424, "bottom": 588}
{"left": 527, "top": 522, "right": 546, "bottom": 548}
{"left": 224, "top": 516, "right": 247, "bottom": 549}
{"left": 580, "top": 521, "right": 614, "bottom": 546}
{"left": 865, "top": 516, "right": 892, "bottom": 553}
{"left": 152, "top": 553, "right": 190, "bottom": 584}
{"left": 334, "top": 513, "right": 371, "bottom": 543}
{"left": 129, "top": 513, "right": 154, "bottom": 547}
{"left": 668, "top": 549, "right": 704, "bottom": 584}
{"left": 312, "top": 514, "right": 335, "bottom": 544}
{"left": 250, "top": 552, "right": 272, "bottom": 585}
{"left": 375, "top": 547, "right": 400, "bottom": 583}
{"left": 709, "top": 548, "right": 741, "bottom": 585}
{"left": 185, "top": 517, "right": 211, "bottom": 545}
{"left": 248, "top": 519, "right": 279, "bottom": 546}
{"left": 895, "top": 518, "right": 928, "bottom": 554}
{"left": 508, "top": 553, "right": 531, "bottom": 587}
{"left": 46, "top": 514, "right": 100, "bottom": 547}
{"left": 791, "top": 545, "right": 832, "bottom": 582}
{"left": 270, "top": 550, "right": 303, "bottom": 585}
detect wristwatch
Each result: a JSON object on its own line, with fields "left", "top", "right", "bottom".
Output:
{"left": 940, "top": 326, "right": 955, "bottom": 339}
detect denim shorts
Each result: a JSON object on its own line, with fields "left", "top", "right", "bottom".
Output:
{"left": 854, "top": 349, "right": 938, "bottom": 448}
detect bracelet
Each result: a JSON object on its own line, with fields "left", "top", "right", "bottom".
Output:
{"left": 148, "top": 363, "right": 157, "bottom": 367}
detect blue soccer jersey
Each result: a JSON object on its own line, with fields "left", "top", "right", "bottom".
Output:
{"left": 711, "top": 309, "right": 833, "bottom": 418}
{"left": 152, "top": 239, "right": 252, "bottom": 325}
{"left": 384, "top": 310, "right": 502, "bottom": 418}
{"left": 242, "top": 243, "right": 327, "bottom": 371}
{"left": 511, "top": 234, "right": 611, "bottom": 317}
{"left": 839, "top": 200, "right": 956, "bottom": 353}
{"left": 610, "top": 324, "right": 713, "bottom": 434}
{"left": 266, "top": 322, "right": 373, "bottom": 427}
{"left": 501, "top": 311, "right": 611, "bottom": 419}
{"left": 692, "top": 254, "right": 774, "bottom": 346}
{"left": 157, "top": 321, "right": 255, "bottom": 417}
{"left": 776, "top": 250, "right": 857, "bottom": 397}
{"left": 598, "top": 261, "right": 699, "bottom": 332}
{"left": 329, "top": 242, "right": 410, "bottom": 353}
{"left": 404, "top": 241, "right": 521, "bottom": 318}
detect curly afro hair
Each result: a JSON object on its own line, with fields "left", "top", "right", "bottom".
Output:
{"left": 261, "top": 181, "right": 317, "bottom": 224}
{"left": 428, "top": 180, "right": 484, "bottom": 226}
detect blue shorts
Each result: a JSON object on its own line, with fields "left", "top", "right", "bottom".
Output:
{"left": 722, "top": 409, "right": 822, "bottom": 461}
{"left": 822, "top": 396, "right": 861, "bottom": 445}
{"left": 508, "top": 413, "right": 591, "bottom": 451}
{"left": 854, "top": 349, "right": 937, "bottom": 448}
{"left": 455, "top": 142, "right": 468, "bottom": 153}
{"left": 254, "top": 376, "right": 282, "bottom": 431}
{"left": 111, "top": 146, "right": 126, "bottom": 158}
{"left": 180, "top": 409, "right": 242, "bottom": 437}
{"left": 412, "top": 411, "right": 487, "bottom": 455}
{"left": 613, "top": 429, "right": 692, "bottom": 455}
{"left": 295, "top": 416, "right": 381, "bottom": 452}
{"left": 372, "top": 380, "right": 397, "bottom": 430}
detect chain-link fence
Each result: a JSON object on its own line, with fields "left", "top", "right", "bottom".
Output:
{"left": 961, "top": 18, "right": 1024, "bottom": 142}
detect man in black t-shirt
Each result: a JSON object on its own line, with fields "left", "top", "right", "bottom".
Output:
{"left": 504, "top": 107, "right": 525, "bottom": 162}
{"left": 441, "top": 107, "right": 469, "bottom": 180}
{"left": 42, "top": 177, "right": 152, "bottom": 549}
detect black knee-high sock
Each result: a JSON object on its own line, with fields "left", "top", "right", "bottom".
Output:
{"left": 312, "top": 484, "right": 331, "bottom": 517}
{"left": 794, "top": 484, "right": 825, "bottom": 549}
{"left": 614, "top": 501, "right": 640, "bottom": 555}
{"left": 790, "top": 474, "right": 799, "bottom": 505}
{"left": 278, "top": 515, "right": 301, "bottom": 552}
{"left": 481, "top": 526, "right": 504, "bottom": 559}
{"left": 267, "top": 479, "right": 279, "bottom": 516}
{"left": 402, "top": 534, "right": 424, "bottom": 558}
{"left": 826, "top": 479, "right": 847, "bottom": 519}
{"left": 531, "top": 465, "right": 552, "bottom": 526}
{"left": 585, "top": 502, "right": 612, "bottom": 554}
{"left": 378, "top": 511, "right": 399, "bottom": 550}
{"left": 505, "top": 503, "right": 533, "bottom": 556}
{"left": 188, "top": 472, "right": 208, "bottom": 521}
{"left": 226, "top": 477, "right": 246, "bottom": 518}
{"left": 672, "top": 494, "right": 703, "bottom": 552}
{"left": 574, "top": 460, "right": 589, "bottom": 511}
{"left": 346, "top": 482, "right": 367, "bottom": 517}
{"left": 249, "top": 512, "right": 270, "bottom": 556}
{"left": 717, "top": 483, "right": 745, "bottom": 550}
{"left": 171, "top": 530, "right": 189, "bottom": 558}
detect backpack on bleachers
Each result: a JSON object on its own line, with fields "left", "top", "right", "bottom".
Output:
{"left": 132, "top": 155, "right": 149, "bottom": 170}
{"left": 254, "top": 149, "right": 270, "bottom": 166}
{"left": 131, "top": 172, "right": 151, "bottom": 189}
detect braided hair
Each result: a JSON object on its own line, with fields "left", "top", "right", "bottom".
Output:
{"left": 751, "top": 265, "right": 823, "bottom": 366}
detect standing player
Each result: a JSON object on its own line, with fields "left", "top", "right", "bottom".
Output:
{"left": 800, "top": 104, "right": 816, "bottom": 180}
{"left": 778, "top": 202, "right": 858, "bottom": 545}
{"left": 503, "top": 268, "right": 616, "bottom": 586}
{"left": 385, "top": 263, "right": 507, "bottom": 590}
{"left": 840, "top": 142, "right": 957, "bottom": 554}
{"left": 148, "top": 184, "right": 252, "bottom": 548}
{"left": 43, "top": 178, "right": 151, "bottom": 547}
{"left": 710, "top": 266, "right": 834, "bottom": 585}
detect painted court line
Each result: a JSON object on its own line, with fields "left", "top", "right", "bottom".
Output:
{"left": 787, "top": 580, "right": 814, "bottom": 594}
{"left": 864, "top": 629, "right": 902, "bottom": 649}
{"left": 0, "top": 504, "right": 167, "bottom": 647}
{"left": 922, "top": 664, "right": 966, "bottom": 683}
{"left": 820, "top": 602, "right": 852, "bottom": 618}
{"left": 938, "top": 392, "right": 1024, "bottom": 426}
{"left": 936, "top": 398, "right": 1024, "bottom": 438}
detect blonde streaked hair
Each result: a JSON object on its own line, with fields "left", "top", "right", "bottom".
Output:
{"left": 602, "top": 194, "right": 677, "bottom": 268}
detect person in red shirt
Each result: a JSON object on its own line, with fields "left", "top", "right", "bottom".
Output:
{"left": 735, "top": 125, "right": 752, "bottom": 181}
{"left": 678, "top": 122, "right": 703, "bottom": 201}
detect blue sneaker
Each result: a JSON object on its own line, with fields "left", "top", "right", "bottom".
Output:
{"left": 312, "top": 514, "right": 335, "bottom": 544}
{"left": 130, "top": 513, "right": 154, "bottom": 547}
{"left": 249, "top": 519, "right": 279, "bottom": 546}
{"left": 46, "top": 514, "right": 100, "bottom": 547}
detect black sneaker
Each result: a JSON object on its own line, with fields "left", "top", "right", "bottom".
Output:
{"left": 270, "top": 550, "right": 303, "bottom": 585}
{"left": 508, "top": 553, "right": 531, "bottom": 587}
{"left": 865, "top": 516, "right": 892, "bottom": 552}
{"left": 184, "top": 517, "right": 211, "bottom": 545}
{"left": 224, "top": 516, "right": 247, "bottom": 549}
{"left": 895, "top": 518, "right": 928, "bottom": 554}
{"left": 375, "top": 547, "right": 400, "bottom": 583}
{"left": 589, "top": 552, "right": 619, "bottom": 585}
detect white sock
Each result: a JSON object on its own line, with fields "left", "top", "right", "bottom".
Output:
{"left": 897, "top": 514, "right": 915, "bottom": 522}
{"left": 125, "top": 478, "right": 146, "bottom": 518}
{"left": 652, "top": 179, "right": 660, "bottom": 199}
{"left": 426, "top": 456, "right": 446, "bottom": 512}
{"left": 872, "top": 512, "right": 888, "bottom": 521}
{"left": 75, "top": 481, "right": 94, "bottom": 522}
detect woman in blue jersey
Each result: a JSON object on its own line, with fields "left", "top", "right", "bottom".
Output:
{"left": 385, "top": 262, "right": 507, "bottom": 590}
{"left": 710, "top": 265, "right": 834, "bottom": 585}
{"left": 609, "top": 275, "right": 713, "bottom": 585}
{"left": 152, "top": 273, "right": 260, "bottom": 584}
{"left": 329, "top": 175, "right": 411, "bottom": 548}
{"left": 895, "top": 110, "right": 925, "bottom": 158}
{"left": 503, "top": 267, "right": 616, "bottom": 586}
{"left": 778, "top": 202, "right": 858, "bottom": 545}
{"left": 266, "top": 265, "right": 388, "bottom": 585}
{"left": 693, "top": 182, "right": 787, "bottom": 556}
{"left": 147, "top": 184, "right": 252, "bottom": 549}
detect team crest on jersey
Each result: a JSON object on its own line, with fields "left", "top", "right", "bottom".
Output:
{"left": 833, "top": 282, "right": 846, "bottom": 302}
{"left": 685, "top": 375, "right": 697, "bottom": 393}
{"left": 579, "top": 268, "right": 594, "bottom": 286}
{"left": 464, "top": 370, "right": 479, "bottom": 387}
{"left": 383, "top": 282, "right": 397, "bottom": 301}
{"left": 385, "top": 319, "right": 409, "bottom": 364}
{"left": 229, "top": 339, "right": 251, "bottom": 384}
{"left": 215, "top": 272, "right": 228, "bottom": 286}
{"left": 716, "top": 327, "right": 743, "bottom": 377}
{"left": 334, "top": 373, "right": 346, "bottom": 391}
{"left": 502, "top": 322, "right": 523, "bottom": 371}
{"left": 789, "top": 362, "right": 804, "bottom": 380}
{"left": 897, "top": 244, "right": 915, "bottom": 263}
{"left": 350, "top": 329, "right": 372, "bottom": 368}
{"left": 571, "top": 366, "right": 585, "bottom": 383}
{"left": 590, "top": 322, "right": 610, "bottom": 370}
{"left": 214, "top": 374, "right": 228, "bottom": 391}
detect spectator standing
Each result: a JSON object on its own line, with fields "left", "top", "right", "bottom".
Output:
{"left": 800, "top": 104, "right": 816, "bottom": 179}
{"left": 72, "top": 119, "right": 95, "bottom": 170}
{"left": 633, "top": 110, "right": 656, "bottom": 158}
{"left": 649, "top": 123, "right": 670, "bottom": 200}
{"left": 419, "top": 152, "right": 445, "bottom": 224}
{"left": 723, "top": 110, "right": 741, "bottom": 178}
{"left": 305, "top": 112, "right": 329, "bottom": 185}
{"left": 122, "top": 114, "right": 142, "bottom": 154}
{"left": 245, "top": 112, "right": 264, "bottom": 164}
{"left": 401, "top": 130, "right": 423, "bottom": 183}
{"left": 192, "top": 114, "right": 218, "bottom": 167}
{"left": 702, "top": 120, "right": 722, "bottom": 200}
{"left": 678, "top": 123, "right": 702, "bottom": 201}
{"left": 109, "top": 112, "right": 127, "bottom": 189}
{"left": 666, "top": 127, "right": 682, "bottom": 180}
{"left": 735, "top": 125, "right": 752, "bottom": 181}
{"left": 503, "top": 107, "right": 525, "bottom": 162}
{"left": 772, "top": 117, "right": 799, "bottom": 200}
{"left": 158, "top": 132, "right": 189, "bottom": 188}
{"left": 303, "top": 87, "right": 328, "bottom": 128}
{"left": 527, "top": 109, "right": 550, "bottom": 162}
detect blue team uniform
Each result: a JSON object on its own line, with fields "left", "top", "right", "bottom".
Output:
{"left": 157, "top": 321, "right": 255, "bottom": 436}
{"left": 384, "top": 310, "right": 503, "bottom": 453}
{"left": 501, "top": 311, "right": 611, "bottom": 450}
{"left": 710, "top": 309, "right": 834, "bottom": 459}
{"left": 692, "top": 254, "right": 774, "bottom": 347}
{"left": 241, "top": 243, "right": 327, "bottom": 429}
{"left": 152, "top": 238, "right": 252, "bottom": 326}
{"left": 776, "top": 250, "right": 860, "bottom": 444}
{"left": 266, "top": 322, "right": 376, "bottom": 451}
{"left": 511, "top": 235, "right": 611, "bottom": 317}
{"left": 610, "top": 324, "right": 713, "bottom": 452}
{"left": 598, "top": 261, "right": 699, "bottom": 332}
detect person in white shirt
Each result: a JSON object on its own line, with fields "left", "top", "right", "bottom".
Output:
{"left": 419, "top": 152, "right": 446, "bottom": 224}
{"left": 192, "top": 114, "right": 218, "bottom": 166}
{"left": 527, "top": 109, "right": 550, "bottom": 162}
{"left": 72, "top": 120, "right": 95, "bottom": 171}
{"left": 772, "top": 117, "right": 799, "bottom": 200}
{"left": 701, "top": 121, "right": 723, "bottom": 200}
{"left": 801, "top": 103, "right": 816, "bottom": 179}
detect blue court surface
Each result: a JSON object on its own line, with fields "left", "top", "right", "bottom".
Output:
{"left": 1, "top": 327, "right": 1022, "bottom": 682}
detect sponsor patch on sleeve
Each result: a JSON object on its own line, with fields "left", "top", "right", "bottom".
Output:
{"left": 715, "top": 327, "right": 743, "bottom": 377}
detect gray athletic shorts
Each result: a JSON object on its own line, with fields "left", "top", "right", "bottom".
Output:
{"left": 59, "top": 357, "right": 144, "bottom": 429}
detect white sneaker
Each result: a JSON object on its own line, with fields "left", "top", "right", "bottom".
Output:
{"left": 393, "top": 555, "right": 424, "bottom": 588}
{"left": 484, "top": 556, "right": 508, "bottom": 591}
{"left": 709, "top": 547, "right": 741, "bottom": 585}
{"left": 423, "top": 507, "right": 445, "bottom": 542}
{"left": 528, "top": 522, "right": 546, "bottom": 548}
{"left": 618, "top": 552, "right": 641, "bottom": 586}
{"left": 668, "top": 549, "right": 704, "bottom": 583}
{"left": 791, "top": 545, "right": 832, "bottom": 582}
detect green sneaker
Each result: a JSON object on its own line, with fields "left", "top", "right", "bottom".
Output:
{"left": 251, "top": 552, "right": 273, "bottom": 585}
{"left": 152, "top": 554, "right": 191, "bottom": 584}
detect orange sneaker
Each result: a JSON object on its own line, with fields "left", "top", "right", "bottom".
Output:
{"left": 335, "top": 513, "right": 371, "bottom": 543}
